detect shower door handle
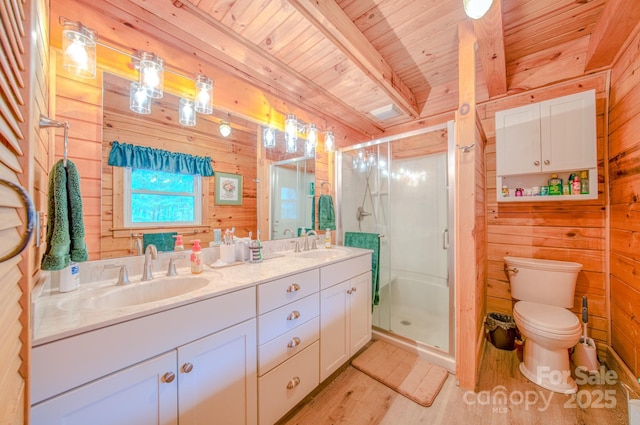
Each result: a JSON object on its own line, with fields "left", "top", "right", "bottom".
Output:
{"left": 442, "top": 229, "right": 449, "bottom": 250}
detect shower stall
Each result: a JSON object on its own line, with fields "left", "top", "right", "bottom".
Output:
{"left": 337, "top": 122, "right": 455, "bottom": 369}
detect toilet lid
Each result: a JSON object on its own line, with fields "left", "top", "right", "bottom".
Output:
{"left": 514, "top": 301, "right": 580, "bottom": 334}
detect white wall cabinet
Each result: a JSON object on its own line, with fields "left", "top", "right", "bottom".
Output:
{"left": 495, "top": 90, "right": 597, "bottom": 202}
{"left": 320, "top": 255, "right": 372, "bottom": 382}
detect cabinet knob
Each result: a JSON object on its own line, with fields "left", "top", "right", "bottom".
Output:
{"left": 533, "top": 160, "right": 540, "bottom": 166}
{"left": 287, "top": 310, "right": 301, "bottom": 321}
{"left": 544, "top": 159, "right": 550, "bottom": 165}
{"left": 162, "top": 371, "right": 175, "bottom": 383}
{"left": 286, "top": 283, "right": 300, "bottom": 293}
{"left": 286, "top": 376, "right": 301, "bottom": 389}
{"left": 287, "top": 337, "right": 301, "bottom": 348}
{"left": 182, "top": 362, "right": 194, "bottom": 373}
{"left": 347, "top": 289, "right": 353, "bottom": 294}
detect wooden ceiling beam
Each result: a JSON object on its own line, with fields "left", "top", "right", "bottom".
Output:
{"left": 287, "top": 0, "right": 420, "bottom": 119}
{"left": 585, "top": 0, "right": 640, "bottom": 71}
{"left": 472, "top": 0, "right": 507, "bottom": 98}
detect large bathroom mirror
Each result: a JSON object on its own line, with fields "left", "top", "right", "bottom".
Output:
{"left": 101, "top": 73, "right": 316, "bottom": 259}
{"left": 270, "top": 157, "right": 315, "bottom": 240}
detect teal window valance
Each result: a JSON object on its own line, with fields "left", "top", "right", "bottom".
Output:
{"left": 108, "top": 141, "right": 214, "bottom": 177}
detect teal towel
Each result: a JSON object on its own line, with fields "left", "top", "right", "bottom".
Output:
{"left": 41, "top": 160, "right": 88, "bottom": 270}
{"left": 344, "top": 232, "right": 380, "bottom": 307}
{"left": 143, "top": 232, "right": 178, "bottom": 252}
{"left": 318, "top": 195, "right": 336, "bottom": 230}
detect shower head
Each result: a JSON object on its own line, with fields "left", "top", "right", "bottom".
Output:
{"left": 356, "top": 206, "right": 371, "bottom": 222}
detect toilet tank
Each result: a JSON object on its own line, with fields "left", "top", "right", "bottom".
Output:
{"left": 504, "top": 256, "right": 582, "bottom": 308}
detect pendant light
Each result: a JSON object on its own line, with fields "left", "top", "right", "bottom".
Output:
{"left": 179, "top": 98, "right": 196, "bottom": 127}
{"left": 129, "top": 82, "right": 151, "bottom": 114}
{"left": 195, "top": 74, "right": 214, "bottom": 114}
{"left": 463, "top": 0, "right": 493, "bottom": 19}
{"left": 60, "top": 17, "right": 97, "bottom": 79}
{"left": 134, "top": 51, "right": 164, "bottom": 99}
{"left": 324, "top": 131, "right": 335, "bottom": 153}
{"left": 285, "top": 113, "right": 298, "bottom": 153}
{"left": 263, "top": 126, "right": 276, "bottom": 148}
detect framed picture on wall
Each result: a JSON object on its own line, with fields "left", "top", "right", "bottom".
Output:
{"left": 215, "top": 172, "right": 243, "bottom": 205}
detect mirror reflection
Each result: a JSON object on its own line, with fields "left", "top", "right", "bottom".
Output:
{"left": 270, "top": 157, "right": 315, "bottom": 240}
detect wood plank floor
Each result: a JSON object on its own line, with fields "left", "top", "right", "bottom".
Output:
{"left": 280, "top": 342, "right": 630, "bottom": 424}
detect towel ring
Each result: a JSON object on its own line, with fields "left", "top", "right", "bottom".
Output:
{"left": 0, "top": 179, "right": 35, "bottom": 263}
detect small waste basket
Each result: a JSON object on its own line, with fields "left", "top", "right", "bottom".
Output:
{"left": 485, "top": 313, "right": 517, "bottom": 350}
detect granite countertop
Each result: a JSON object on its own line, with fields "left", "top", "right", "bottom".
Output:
{"left": 32, "top": 246, "right": 371, "bottom": 346}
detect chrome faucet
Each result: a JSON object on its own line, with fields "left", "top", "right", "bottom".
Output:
{"left": 142, "top": 244, "right": 158, "bottom": 281}
{"left": 133, "top": 237, "right": 143, "bottom": 256}
{"left": 303, "top": 230, "right": 318, "bottom": 251}
{"left": 282, "top": 228, "right": 295, "bottom": 238}
{"left": 104, "top": 264, "right": 130, "bottom": 286}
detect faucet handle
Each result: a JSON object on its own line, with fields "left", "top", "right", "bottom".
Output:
{"left": 311, "top": 237, "right": 318, "bottom": 250}
{"left": 291, "top": 240, "right": 301, "bottom": 253}
{"left": 104, "top": 264, "right": 130, "bottom": 286}
{"left": 167, "top": 255, "right": 186, "bottom": 276}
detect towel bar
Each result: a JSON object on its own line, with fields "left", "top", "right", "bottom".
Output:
{"left": 0, "top": 179, "right": 35, "bottom": 262}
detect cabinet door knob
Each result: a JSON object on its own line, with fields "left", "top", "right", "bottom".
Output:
{"left": 182, "top": 362, "right": 194, "bottom": 373}
{"left": 347, "top": 289, "right": 353, "bottom": 294}
{"left": 533, "top": 160, "right": 540, "bottom": 166}
{"left": 162, "top": 371, "right": 176, "bottom": 383}
{"left": 286, "top": 283, "right": 300, "bottom": 293}
{"left": 287, "top": 337, "right": 301, "bottom": 348}
{"left": 543, "top": 159, "right": 550, "bottom": 165}
{"left": 287, "top": 310, "right": 301, "bottom": 321}
{"left": 287, "top": 376, "right": 301, "bottom": 389}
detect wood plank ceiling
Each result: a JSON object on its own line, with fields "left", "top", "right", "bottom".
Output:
{"left": 84, "top": 0, "right": 616, "bottom": 137}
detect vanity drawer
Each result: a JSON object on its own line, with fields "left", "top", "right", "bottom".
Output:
{"left": 258, "top": 293, "right": 319, "bottom": 345}
{"left": 257, "top": 269, "right": 319, "bottom": 314}
{"left": 320, "top": 254, "right": 371, "bottom": 290}
{"left": 258, "top": 341, "right": 319, "bottom": 425}
{"left": 258, "top": 316, "right": 319, "bottom": 376}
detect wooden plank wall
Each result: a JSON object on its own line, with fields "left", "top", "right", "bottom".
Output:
{"left": 475, "top": 119, "right": 488, "bottom": 373}
{"left": 480, "top": 73, "right": 609, "bottom": 358}
{"left": 608, "top": 25, "right": 640, "bottom": 378}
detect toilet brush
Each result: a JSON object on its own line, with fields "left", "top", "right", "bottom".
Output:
{"left": 572, "top": 296, "right": 599, "bottom": 373}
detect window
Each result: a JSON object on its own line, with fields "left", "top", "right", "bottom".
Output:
{"left": 124, "top": 168, "right": 202, "bottom": 227}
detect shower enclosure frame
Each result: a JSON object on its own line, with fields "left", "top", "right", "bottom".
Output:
{"left": 335, "top": 121, "right": 456, "bottom": 371}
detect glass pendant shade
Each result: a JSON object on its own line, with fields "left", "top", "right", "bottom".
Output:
{"left": 179, "top": 98, "right": 196, "bottom": 127}
{"left": 305, "top": 140, "right": 315, "bottom": 157}
{"left": 195, "top": 74, "right": 214, "bottom": 114}
{"left": 324, "top": 131, "right": 335, "bottom": 152}
{"left": 136, "top": 51, "right": 164, "bottom": 99}
{"left": 130, "top": 82, "right": 151, "bottom": 114}
{"left": 285, "top": 113, "right": 298, "bottom": 153}
{"left": 463, "top": 0, "right": 493, "bottom": 19}
{"left": 60, "top": 18, "right": 97, "bottom": 79}
{"left": 219, "top": 121, "right": 232, "bottom": 137}
{"left": 307, "top": 123, "right": 318, "bottom": 148}
{"left": 263, "top": 127, "right": 276, "bottom": 148}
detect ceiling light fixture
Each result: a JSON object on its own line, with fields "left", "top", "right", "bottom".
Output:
{"left": 179, "top": 98, "right": 196, "bottom": 127}
{"left": 263, "top": 126, "right": 276, "bottom": 148}
{"left": 324, "top": 131, "right": 335, "bottom": 153}
{"left": 463, "top": 0, "right": 493, "bottom": 19}
{"left": 60, "top": 17, "right": 97, "bottom": 79}
{"left": 134, "top": 51, "right": 164, "bottom": 99}
{"left": 219, "top": 120, "right": 232, "bottom": 137}
{"left": 129, "top": 82, "right": 151, "bottom": 114}
{"left": 195, "top": 74, "right": 213, "bottom": 114}
{"left": 285, "top": 113, "right": 298, "bottom": 153}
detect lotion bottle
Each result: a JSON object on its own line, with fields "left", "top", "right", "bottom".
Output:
{"left": 174, "top": 234, "right": 184, "bottom": 251}
{"left": 324, "top": 229, "right": 331, "bottom": 248}
{"left": 190, "top": 239, "right": 203, "bottom": 274}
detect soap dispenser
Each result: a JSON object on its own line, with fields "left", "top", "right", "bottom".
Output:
{"left": 190, "top": 239, "right": 203, "bottom": 274}
{"left": 324, "top": 229, "right": 331, "bottom": 248}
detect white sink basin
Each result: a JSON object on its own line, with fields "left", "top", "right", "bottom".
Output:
{"left": 298, "top": 248, "right": 349, "bottom": 260}
{"left": 88, "top": 275, "right": 213, "bottom": 309}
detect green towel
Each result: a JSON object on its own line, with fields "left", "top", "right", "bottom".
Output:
{"left": 318, "top": 195, "right": 336, "bottom": 230}
{"left": 143, "top": 232, "right": 178, "bottom": 252}
{"left": 41, "top": 160, "right": 88, "bottom": 270}
{"left": 344, "top": 232, "right": 380, "bottom": 308}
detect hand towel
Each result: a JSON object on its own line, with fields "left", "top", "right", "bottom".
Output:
{"left": 318, "top": 194, "right": 336, "bottom": 230}
{"left": 143, "top": 232, "right": 178, "bottom": 252}
{"left": 344, "top": 232, "right": 380, "bottom": 308}
{"left": 41, "top": 160, "right": 88, "bottom": 270}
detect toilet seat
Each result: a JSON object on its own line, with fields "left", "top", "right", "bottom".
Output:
{"left": 513, "top": 301, "right": 581, "bottom": 335}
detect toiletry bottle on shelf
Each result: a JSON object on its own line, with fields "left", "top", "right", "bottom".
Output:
{"left": 174, "top": 234, "right": 184, "bottom": 251}
{"left": 548, "top": 174, "right": 562, "bottom": 195}
{"left": 325, "top": 229, "right": 331, "bottom": 248}
{"left": 190, "top": 239, "right": 203, "bottom": 274}
{"left": 580, "top": 170, "right": 589, "bottom": 194}
{"left": 572, "top": 174, "right": 581, "bottom": 195}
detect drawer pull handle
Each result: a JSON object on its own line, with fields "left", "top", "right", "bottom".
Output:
{"left": 352, "top": 287, "right": 357, "bottom": 292}
{"left": 533, "top": 160, "right": 540, "bottom": 166}
{"left": 544, "top": 160, "right": 550, "bottom": 165}
{"left": 287, "top": 310, "right": 301, "bottom": 321}
{"left": 182, "top": 362, "right": 194, "bottom": 373}
{"left": 347, "top": 289, "right": 352, "bottom": 294}
{"left": 162, "top": 372, "right": 175, "bottom": 383}
{"left": 287, "top": 376, "right": 301, "bottom": 389}
{"left": 287, "top": 283, "right": 300, "bottom": 293}
{"left": 288, "top": 337, "right": 301, "bottom": 348}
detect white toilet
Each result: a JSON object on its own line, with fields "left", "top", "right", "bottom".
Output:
{"left": 504, "top": 256, "right": 583, "bottom": 394}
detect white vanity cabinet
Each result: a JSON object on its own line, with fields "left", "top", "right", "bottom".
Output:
{"left": 495, "top": 90, "right": 597, "bottom": 202}
{"left": 31, "top": 287, "right": 257, "bottom": 425}
{"left": 319, "top": 255, "right": 372, "bottom": 382}
{"left": 256, "top": 269, "right": 320, "bottom": 425}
